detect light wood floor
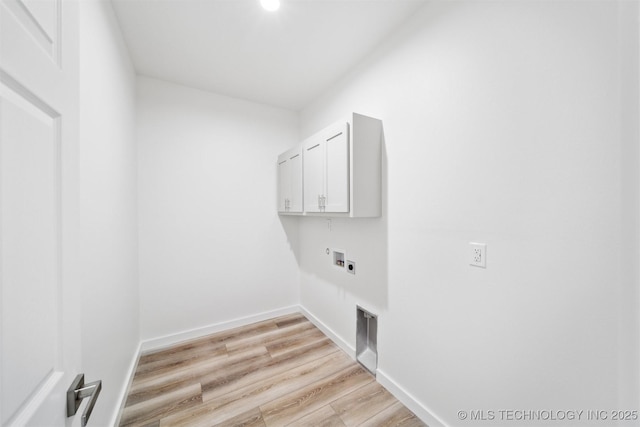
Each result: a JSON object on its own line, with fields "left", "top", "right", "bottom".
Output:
{"left": 119, "top": 313, "right": 426, "bottom": 427}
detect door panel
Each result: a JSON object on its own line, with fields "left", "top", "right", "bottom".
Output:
{"left": 1, "top": 0, "right": 59, "bottom": 62}
{"left": 303, "top": 137, "right": 323, "bottom": 213}
{"left": 277, "top": 157, "right": 289, "bottom": 212}
{"left": 22, "top": 0, "right": 57, "bottom": 38}
{"left": 288, "top": 151, "right": 302, "bottom": 213}
{"left": 1, "top": 85, "right": 60, "bottom": 425}
{"left": 324, "top": 123, "right": 349, "bottom": 213}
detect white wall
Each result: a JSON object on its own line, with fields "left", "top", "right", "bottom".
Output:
{"left": 618, "top": 0, "right": 640, "bottom": 414}
{"left": 78, "top": 1, "right": 139, "bottom": 425}
{"left": 298, "top": 2, "right": 640, "bottom": 426}
{"left": 137, "top": 77, "right": 300, "bottom": 341}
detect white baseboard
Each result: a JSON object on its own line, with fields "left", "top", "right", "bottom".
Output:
{"left": 110, "top": 340, "right": 142, "bottom": 427}
{"left": 298, "top": 305, "right": 355, "bottom": 359}
{"left": 377, "top": 368, "right": 449, "bottom": 427}
{"left": 139, "top": 305, "right": 300, "bottom": 353}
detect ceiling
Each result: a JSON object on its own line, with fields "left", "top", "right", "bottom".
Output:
{"left": 111, "top": 0, "right": 427, "bottom": 110}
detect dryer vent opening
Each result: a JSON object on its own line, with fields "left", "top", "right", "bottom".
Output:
{"left": 356, "top": 306, "right": 378, "bottom": 375}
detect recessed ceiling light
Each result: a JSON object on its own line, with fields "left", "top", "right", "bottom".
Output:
{"left": 260, "top": 0, "right": 280, "bottom": 12}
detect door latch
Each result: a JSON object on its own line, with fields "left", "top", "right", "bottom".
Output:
{"left": 67, "top": 374, "right": 102, "bottom": 427}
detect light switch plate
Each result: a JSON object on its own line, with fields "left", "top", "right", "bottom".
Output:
{"left": 469, "top": 242, "right": 486, "bottom": 268}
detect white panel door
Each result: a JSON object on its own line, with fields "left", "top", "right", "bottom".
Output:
{"left": 303, "top": 136, "right": 324, "bottom": 213}
{"left": 324, "top": 122, "right": 349, "bottom": 213}
{"left": 1, "top": 0, "right": 82, "bottom": 425}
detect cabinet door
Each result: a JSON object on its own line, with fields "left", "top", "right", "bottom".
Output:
{"left": 288, "top": 150, "right": 303, "bottom": 212}
{"left": 303, "top": 136, "right": 324, "bottom": 212}
{"left": 277, "top": 154, "right": 290, "bottom": 212}
{"left": 324, "top": 122, "right": 349, "bottom": 213}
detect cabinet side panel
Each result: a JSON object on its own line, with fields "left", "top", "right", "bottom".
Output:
{"left": 351, "top": 114, "right": 382, "bottom": 217}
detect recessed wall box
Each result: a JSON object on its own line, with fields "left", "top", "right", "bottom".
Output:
{"left": 332, "top": 250, "right": 345, "bottom": 268}
{"left": 356, "top": 306, "right": 377, "bottom": 375}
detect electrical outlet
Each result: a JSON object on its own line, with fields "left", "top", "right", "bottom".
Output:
{"left": 346, "top": 260, "right": 355, "bottom": 274}
{"left": 469, "top": 242, "right": 486, "bottom": 268}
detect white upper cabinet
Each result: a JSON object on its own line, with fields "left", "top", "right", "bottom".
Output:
{"left": 277, "top": 145, "right": 303, "bottom": 213}
{"left": 303, "top": 122, "right": 349, "bottom": 213}
{"left": 278, "top": 113, "right": 382, "bottom": 217}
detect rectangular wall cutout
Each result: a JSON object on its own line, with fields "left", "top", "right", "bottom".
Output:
{"left": 356, "top": 306, "right": 377, "bottom": 375}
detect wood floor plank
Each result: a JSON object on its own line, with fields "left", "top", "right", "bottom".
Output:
{"left": 125, "top": 378, "right": 200, "bottom": 408}
{"left": 265, "top": 327, "right": 326, "bottom": 358}
{"left": 275, "top": 313, "right": 307, "bottom": 329}
{"left": 136, "top": 342, "right": 226, "bottom": 375}
{"left": 208, "top": 350, "right": 355, "bottom": 410}
{"left": 128, "top": 347, "right": 267, "bottom": 405}
{"left": 133, "top": 345, "right": 265, "bottom": 391}
{"left": 268, "top": 335, "right": 335, "bottom": 365}
{"left": 331, "top": 380, "right": 398, "bottom": 426}
{"left": 286, "top": 405, "right": 346, "bottom": 427}
{"left": 225, "top": 319, "right": 316, "bottom": 354}
{"left": 198, "top": 347, "right": 274, "bottom": 397}
{"left": 120, "top": 314, "right": 427, "bottom": 427}
{"left": 120, "top": 383, "right": 202, "bottom": 427}
{"left": 164, "top": 350, "right": 353, "bottom": 426}
{"left": 137, "top": 316, "right": 276, "bottom": 366}
{"left": 212, "top": 407, "right": 266, "bottom": 427}
{"left": 213, "top": 318, "right": 281, "bottom": 348}
{"left": 204, "top": 337, "right": 338, "bottom": 402}
{"left": 138, "top": 340, "right": 226, "bottom": 367}
{"left": 133, "top": 344, "right": 227, "bottom": 383}
{"left": 358, "top": 401, "right": 427, "bottom": 427}
{"left": 260, "top": 365, "right": 374, "bottom": 426}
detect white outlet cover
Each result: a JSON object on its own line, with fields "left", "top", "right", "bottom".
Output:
{"left": 346, "top": 260, "right": 355, "bottom": 274}
{"left": 469, "top": 242, "right": 487, "bottom": 268}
